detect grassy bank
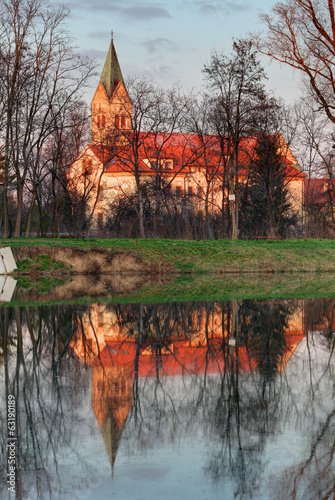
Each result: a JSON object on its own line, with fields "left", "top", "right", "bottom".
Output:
{"left": 7, "top": 272, "right": 335, "bottom": 307}
{"left": 2, "top": 237, "right": 335, "bottom": 274}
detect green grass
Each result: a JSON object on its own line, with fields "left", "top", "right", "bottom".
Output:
{"left": 15, "top": 254, "right": 66, "bottom": 273}
{"left": 2, "top": 237, "right": 335, "bottom": 274}
{"left": 15, "top": 275, "right": 68, "bottom": 293}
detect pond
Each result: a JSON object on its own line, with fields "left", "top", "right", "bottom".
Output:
{"left": 0, "top": 295, "right": 335, "bottom": 500}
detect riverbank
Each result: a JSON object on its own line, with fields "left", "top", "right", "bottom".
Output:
{"left": 7, "top": 272, "right": 335, "bottom": 306}
{"left": 2, "top": 237, "right": 335, "bottom": 275}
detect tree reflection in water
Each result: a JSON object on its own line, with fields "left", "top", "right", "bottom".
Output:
{"left": 267, "top": 299, "right": 335, "bottom": 500}
{"left": 0, "top": 306, "right": 95, "bottom": 500}
{"left": 0, "top": 298, "right": 334, "bottom": 500}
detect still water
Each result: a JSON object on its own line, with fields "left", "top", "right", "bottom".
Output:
{"left": 0, "top": 298, "right": 334, "bottom": 500}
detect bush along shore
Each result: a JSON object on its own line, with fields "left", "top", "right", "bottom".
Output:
{"left": 1, "top": 237, "right": 335, "bottom": 276}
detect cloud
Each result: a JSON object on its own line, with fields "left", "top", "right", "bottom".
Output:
{"left": 142, "top": 38, "right": 179, "bottom": 54}
{"left": 88, "top": 31, "right": 109, "bottom": 41}
{"left": 142, "top": 56, "right": 177, "bottom": 84}
{"left": 121, "top": 5, "right": 171, "bottom": 21}
{"left": 66, "top": 0, "right": 171, "bottom": 21}
{"left": 183, "top": 0, "right": 250, "bottom": 17}
{"left": 225, "top": 1, "right": 249, "bottom": 12}
{"left": 200, "top": 4, "right": 217, "bottom": 14}
{"left": 82, "top": 48, "right": 107, "bottom": 60}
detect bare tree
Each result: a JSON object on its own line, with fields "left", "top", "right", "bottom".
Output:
{"left": 0, "top": 0, "right": 95, "bottom": 237}
{"left": 203, "top": 39, "right": 271, "bottom": 239}
{"left": 293, "top": 98, "right": 335, "bottom": 236}
{"left": 34, "top": 100, "right": 91, "bottom": 237}
{"left": 255, "top": 0, "right": 335, "bottom": 125}
{"left": 187, "top": 94, "right": 224, "bottom": 238}
{"left": 109, "top": 77, "right": 195, "bottom": 238}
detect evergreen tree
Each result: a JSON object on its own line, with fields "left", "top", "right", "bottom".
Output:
{"left": 240, "top": 299, "right": 294, "bottom": 379}
{"left": 240, "top": 134, "right": 294, "bottom": 238}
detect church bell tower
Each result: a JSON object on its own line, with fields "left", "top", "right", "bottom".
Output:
{"left": 91, "top": 33, "right": 132, "bottom": 144}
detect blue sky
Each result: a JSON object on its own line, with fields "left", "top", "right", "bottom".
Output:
{"left": 64, "top": 0, "right": 299, "bottom": 105}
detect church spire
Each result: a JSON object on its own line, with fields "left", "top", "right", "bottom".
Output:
{"left": 100, "top": 33, "right": 124, "bottom": 100}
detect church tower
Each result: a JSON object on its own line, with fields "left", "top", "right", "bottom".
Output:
{"left": 91, "top": 34, "right": 132, "bottom": 144}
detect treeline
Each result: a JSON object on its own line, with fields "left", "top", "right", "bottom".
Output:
{"left": 0, "top": 0, "right": 93, "bottom": 238}
{"left": 0, "top": 0, "right": 334, "bottom": 239}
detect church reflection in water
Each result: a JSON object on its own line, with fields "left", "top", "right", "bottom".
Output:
{"left": 70, "top": 300, "right": 308, "bottom": 469}
{"left": 1, "top": 298, "right": 334, "bottom": 500}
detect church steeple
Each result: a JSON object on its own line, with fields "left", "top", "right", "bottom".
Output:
{"left": 100, "top": 32, "right": 124, "bottom": 100}
{"left": 91, "top": 35, "right": 132, "bottom": 144}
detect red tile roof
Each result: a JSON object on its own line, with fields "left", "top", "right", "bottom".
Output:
{"left": 86, "top": 133, "right": 305, "bottom": 179}
{"left": 90, "top": 333, "right": 305, "bottom": 376}
{"left": 304, "top": 177, "right": 335, "bottom": 205}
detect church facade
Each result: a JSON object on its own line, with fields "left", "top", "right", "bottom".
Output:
{"left": 69, "top": 39, "right": 306, "bottom": 233}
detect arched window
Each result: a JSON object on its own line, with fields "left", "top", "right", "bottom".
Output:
{"left": 98, "top": 184, "right": 104, "bottom": 202}
{"left": 83, "top": 159, "right": 93, "bottom": 177}
{"left": 97, "top": 115, "right": 105, "bottom": 128}
{"left": 115, "top": 115, "right": 120, "bottom": 127}
{"left": 121, "top": 115, "right": 126, "bottom": 128}
{"left": 98, "top": 311, "right": 104, "bottom": 327}
{"left": 97, "top": 212, "right": 104, "bottom": 228}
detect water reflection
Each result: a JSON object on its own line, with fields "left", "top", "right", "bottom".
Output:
{"left": 0, "top": 299, "right": 334, "bottom": 499}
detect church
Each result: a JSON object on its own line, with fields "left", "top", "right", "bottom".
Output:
{"left": 69, "top": 37, "right": 306, "bottom": 234}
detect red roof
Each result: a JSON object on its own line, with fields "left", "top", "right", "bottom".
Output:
{"left": 90, "top": 333, "right": 305, "bottom": 377}
{"left": 86, "top": 133, "right": 305, "bottom": 179}
{"left": 304, "top": 177, "right": 335, "bottom": 205}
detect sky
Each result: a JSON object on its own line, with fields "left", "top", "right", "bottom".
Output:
{"left": 63, "top": 0, "right": 300, "bottom": 106}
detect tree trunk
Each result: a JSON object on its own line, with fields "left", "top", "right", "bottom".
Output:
{"left": 267, "top": 191, "right": 276, "bottom": 238}
{"left": 153, "top": 186, "right": 160, "bottom": 236}
{"left": 231, "top": 201, "right": 239, "bottom": 240}
{"left": 138, "top": 187, "right": 146, "bottom": 238}
{"left": 24, "top": 191, "right": 36, "bottom": 237}
{"left": 36, "top": 196, "right": 43, "bottom": 237}
{"left": 0, "top": 199, "right": 4, "bottom": 237}
{"left": 3, "top": 184, "right": 9, "bottom": 238}
{"left": 14, "top": 184, "right": 24, "bottom": 237}
{"left": 205, "top": 185, "right": 212, "bottom": 239}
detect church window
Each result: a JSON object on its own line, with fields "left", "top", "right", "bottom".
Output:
{"left": 98, "top": 311, "right": 104, "bottom": 328}
{"left": 164, "top": 160, "right": 173, "bottom": 170}
{"left": 98, "top": 184, "right": 104, "bottom": 202}
{"left": 115, "top": 115, "right": 120, "bottom": 127}
{"left": 121, "top": 115, "right": 126, "bottom": 128}
{"left": 197, "top": 187, "right": 203, "bottom": 198}
{"left": 82, "top": 159, "right": 93, "bottom": 176}
{"left": 97, "top": 211, "right": 104, "bottom": 228}
{"left": 97, "top": 115, "right": 105, "bottom": 128}
{"left": 176, "top": 184, "right": 182, "bottom": 197}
